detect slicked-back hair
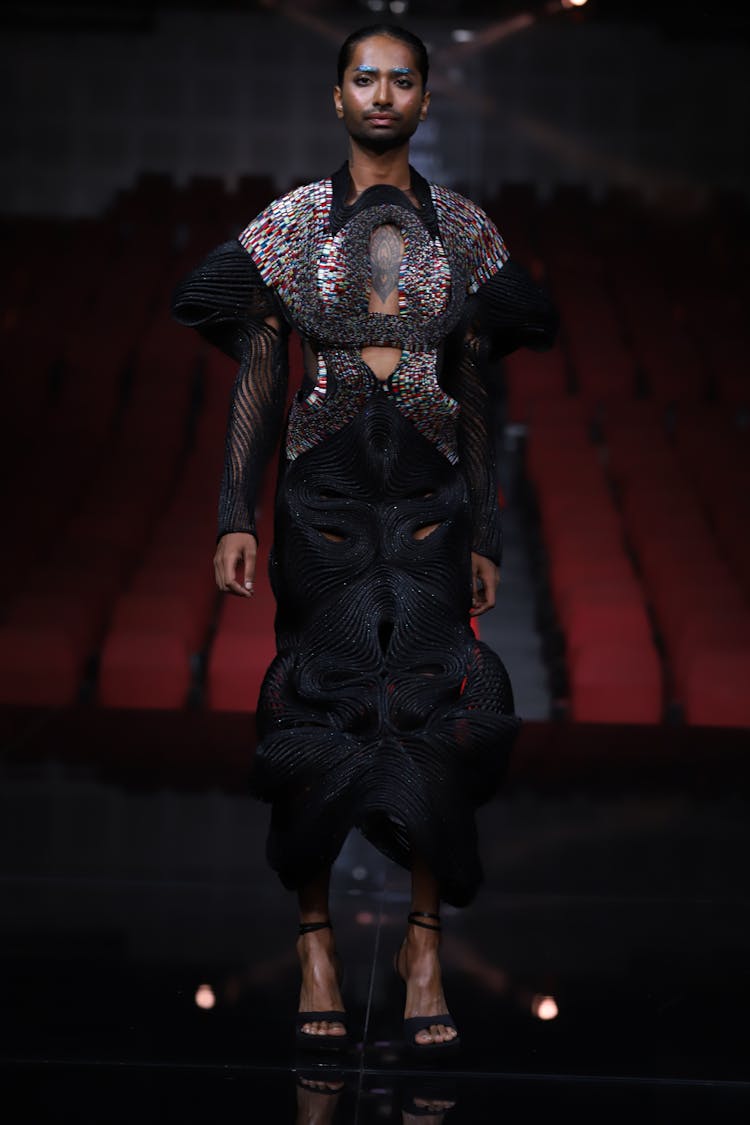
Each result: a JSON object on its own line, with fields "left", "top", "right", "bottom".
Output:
{"left": 336, "top": 24, "right": 429, "bottom": 89}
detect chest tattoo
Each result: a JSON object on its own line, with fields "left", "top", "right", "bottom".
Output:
{"left": 369, "top": 224, "right": 404, "bottom": 303}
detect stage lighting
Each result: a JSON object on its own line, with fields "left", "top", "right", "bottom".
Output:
{"left": 531, "top": 993, "right": 559, "bottom": 1020}
{"left": 195, "top": 983, "right": 216, "bottom": 1010}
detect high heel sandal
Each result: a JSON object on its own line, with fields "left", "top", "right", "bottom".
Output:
{"left": 393, "top": 910, "right": 461, "bottom": 1054}
{"left": 295, "top": 919, "right": 349, "bottom": 1053}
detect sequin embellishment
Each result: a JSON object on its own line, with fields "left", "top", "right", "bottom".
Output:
{"left": 239, "top": 175, "right": 508, "bottom": 463}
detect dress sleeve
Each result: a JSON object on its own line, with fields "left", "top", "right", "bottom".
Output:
{"left": 171, "top": 238, "right": 290, "bottom": 545}
{"left": 469, "top": 259, "right": 559, "bottom": 359}
{"left": 453, "top": 210, "right": 559, "bottom": 564}
{"left": 465, "top": 209, "right": 558, "bottom": 358}
{"left": 452, "top": 332, "right": 504, "bottom": 565}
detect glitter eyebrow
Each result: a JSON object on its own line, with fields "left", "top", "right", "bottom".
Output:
{"left": 353, "top": 65, "right": 415, "bottom": 76}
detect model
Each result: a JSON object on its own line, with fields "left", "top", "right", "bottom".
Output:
{"left": 172, "top": 23, "right": 557, "bottom": 1055}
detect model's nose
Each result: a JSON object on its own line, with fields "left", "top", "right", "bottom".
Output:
{"left": 373, "top": 80, "right": 392, "bottom": 106}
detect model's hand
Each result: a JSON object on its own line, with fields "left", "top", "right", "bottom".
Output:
{"left": 470, "top": 552, "right": 499, "bottom": 617}
{"left": 214, "top": 532, "right": 257, "bottom": 597}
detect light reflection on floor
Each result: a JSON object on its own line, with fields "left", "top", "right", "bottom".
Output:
{"left": 1, "top": 706, "right": 749, "bottom": 1121}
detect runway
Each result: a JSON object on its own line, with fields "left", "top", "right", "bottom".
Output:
{"left": 1, "top": 705, "right": 748, "bottom": 1121}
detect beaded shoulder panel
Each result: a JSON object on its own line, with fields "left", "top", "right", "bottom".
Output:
{"left": 429, "top": 185, "right": 510, "bottom": 293}
{"left": 237, "top": 175, "right": 510, "bottom": 328}
{"left": 237, "top": 173, "right": 509, "bottom": 464}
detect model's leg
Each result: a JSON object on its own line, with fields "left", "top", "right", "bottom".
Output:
{"left": 396, "top": 852, "right": 458, "bottom": 1045}
{"left": 297, "top": 864, "right": 347, "bottom": 1037}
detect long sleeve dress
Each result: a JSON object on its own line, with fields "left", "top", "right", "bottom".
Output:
{"left": 172, "top": 161, "right": 557, "bottom": 907}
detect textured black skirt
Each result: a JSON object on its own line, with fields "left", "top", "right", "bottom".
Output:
{"left": 251, "top": 388, "right": 520, "bottom": 907}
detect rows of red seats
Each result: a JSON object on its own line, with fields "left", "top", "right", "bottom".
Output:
{"left": 524, "top": 399, "right": 663, "bottom": 723}
{"left": 605, "top": 405, "right": 750, "bottom": 727}
{"left": 496, "top": 184, "right": 749, "bottom": 727}
{"left": 0, "top": 173, "right": 279, "bottom": 710}
{"left": 1, "top": 175, "right": 747, "bottom": 727}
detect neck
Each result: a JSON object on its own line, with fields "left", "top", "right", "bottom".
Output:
{"left": 346, "top": 141, "right": 412, "bottom": 194}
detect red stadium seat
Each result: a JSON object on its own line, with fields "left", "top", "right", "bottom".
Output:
{"left": 569, "top": 643, "right": 663, "bottom": 724}
{"left": 204, "top": 627, "right": 276, "bottom": 712}
{"left": 682, "top": 648, "right": 750, "bottom": 728}
{"left": 98, "top": 631, "right": 193, "bottom": 709}
{"left": 106, "top": 591, "right": 206, "bottom": 652}
{"left": 0, "top": 624, "right": 85, "bottom": 706}
{"left": 565, "top": 597, "right": 653, "bottom": 658}
{"left": 671, "top": 609, "right": 750, "bottom": 700}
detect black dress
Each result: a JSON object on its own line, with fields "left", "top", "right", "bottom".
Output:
{"left": 172, "top": 162, "right": 557, "bottom": 906}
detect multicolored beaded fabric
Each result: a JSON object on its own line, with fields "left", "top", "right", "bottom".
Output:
{"left": 238, "top": 163, "right": 509, "bottom": 464}
{"left": 287, "top": 349, "right": 460, "bottom": 465}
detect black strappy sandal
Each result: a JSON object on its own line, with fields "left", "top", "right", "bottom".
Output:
{"left": 393, "top": 910, "right": 461, "bottom": 1054}
{"left": 295, "top": 919, "right": 349, "bottom": 1053}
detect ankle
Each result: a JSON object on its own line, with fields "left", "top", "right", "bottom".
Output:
{"left": 297, "top": 926, "right": 337, "bottom": 966}
{"left": 299, "top": 915, "right": 332, "bottom": 931}
{"left": 297, "top": 930, "right": 335, "bottom": 951}
{"left": 406, "top": 920, "right": 441, "bottom": 947}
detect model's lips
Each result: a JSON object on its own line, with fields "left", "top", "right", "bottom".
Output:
{"left": 366, "top": 114, "right": 399, "bottom": 124}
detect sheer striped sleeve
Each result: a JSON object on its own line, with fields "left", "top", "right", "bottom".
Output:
{"left": 469, "top": 258, "right": 558, "bottom": 359}
{"left": 171, "top": 238, "right": 290, "bottom": 545}
{"left": 453, "top": 211, "right": 558, "bottom": 563}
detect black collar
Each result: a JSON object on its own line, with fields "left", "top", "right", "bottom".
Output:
{"left": 328, "top": 160, "right": 440, "bottom": 237}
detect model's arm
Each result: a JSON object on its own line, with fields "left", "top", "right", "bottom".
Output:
{"left": 459, "top": 254, "right": 558, "bottom": 563}
{"left": 450, "top": 329, "right": 504, "bottom": 616}
{"left": 171, "top": 239, "right": 290, "bottom": 596}
{"left": 467, "top": 257, "right": 558, "bottom": 359}
{"left": 455, "top": 227, "right": 558, "bottom": 614}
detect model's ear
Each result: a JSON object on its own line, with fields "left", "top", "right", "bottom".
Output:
{"left": 333, "top": 85, "right": 344, "bottom": 118}
{"left": 419, "top": 89, "right": 431, "bottom": 120}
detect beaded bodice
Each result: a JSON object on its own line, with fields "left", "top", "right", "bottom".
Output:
{"left": 238, "top": 162, "right": 509, "bottom": 463}
{"left": 171, "top": 161, "right": 557, "bottom": 559}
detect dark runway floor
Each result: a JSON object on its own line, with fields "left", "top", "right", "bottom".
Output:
{"left": 1, "top": 705, "right": 749, "bottom": 1122}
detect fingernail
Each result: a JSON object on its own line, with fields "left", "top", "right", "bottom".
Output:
{"left": 244, "top": 581, "right": 253, "bottom": 590}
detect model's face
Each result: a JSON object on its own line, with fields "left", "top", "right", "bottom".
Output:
{"left": 334, "top": 35, "right": 430, "bottom": 152}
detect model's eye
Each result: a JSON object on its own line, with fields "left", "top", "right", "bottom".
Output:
{"left": 396, "top": 79, "right": 414, "bottom": 88}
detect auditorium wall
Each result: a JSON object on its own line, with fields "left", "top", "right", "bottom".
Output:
{"left": 1, "top": 7, "right": 747, "bottom": 216}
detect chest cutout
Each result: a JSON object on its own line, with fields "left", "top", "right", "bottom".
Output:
{"left": 362, "top": 224, "right": 404, "bottom": 380}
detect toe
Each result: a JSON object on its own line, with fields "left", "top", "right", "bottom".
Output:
{"left": 302, "top": 1018, "right": 345, "bottom": 1037}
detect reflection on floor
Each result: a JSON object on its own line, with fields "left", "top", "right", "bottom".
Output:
{"left": 1, "top": 705, "right": 749, "bottom": 1122}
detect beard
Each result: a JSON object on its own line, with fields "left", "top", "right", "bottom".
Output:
{"left": 344, "top": 115, "right": 421, "bottom": 154}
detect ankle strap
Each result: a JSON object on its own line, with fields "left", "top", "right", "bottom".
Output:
{"left": 408, "top": 910, "right": 441, "bottom": 931}
{"left": 298, "top": 919, "right": 332, "bottom": 935}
